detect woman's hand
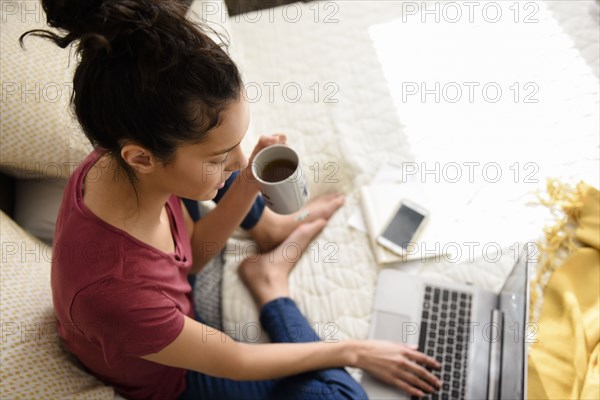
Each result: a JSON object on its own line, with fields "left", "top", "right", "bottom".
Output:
{"left": 355, "top": 341, "right": 442, "bottom": 398}
{"left": 239, "top": 133, "right": 287, "bottom": 187}
{"left": 248, "top": 133, "right": 287, "bottom": 165}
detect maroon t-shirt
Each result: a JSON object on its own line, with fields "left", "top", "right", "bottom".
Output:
{"left": 51, "top": 149, "right": 194, "bottom": 400}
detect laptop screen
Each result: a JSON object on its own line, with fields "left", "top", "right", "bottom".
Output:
{"left": 498, "top": 244, "right": 532, "bottom": 399}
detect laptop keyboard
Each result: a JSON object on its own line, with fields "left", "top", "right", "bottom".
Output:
{"left": 413, "top": 285, "right": 473, "bottom": 400}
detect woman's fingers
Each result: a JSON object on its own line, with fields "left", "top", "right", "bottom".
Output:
{"left": 403, "top": 350, "right": 442, "bottom": 390}
{"left": 254, "top": 134, "right": 287, "bottom": 154}
{"left": 392, "top": 346, "right": 442, "bottom": 396}
{"left": 392, "top": 377, "right": 426, "bottom": 398}
{"left": 271, "top": 132, "right": 287, "bottom": 144}
{"left": 359, "top": 341, "right": 443, "bottom": 398}
{"left": 260, "top": 135, "right": 279, "bottom": 146}
{"left": 406, "top": 348, "right": 442, "bottom": 371}
{"left": 403, "top": 358, "right": 441, "bottom": 390}
{"left": 248, "top": 135, "right": 281, "bottom": 165}
{"left": 397, "top": 365, "right": 438, "bottom": 394}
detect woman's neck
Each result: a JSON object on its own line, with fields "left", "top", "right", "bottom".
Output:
{"left": 83, "top": 153, "right": 171, "bottom": 234}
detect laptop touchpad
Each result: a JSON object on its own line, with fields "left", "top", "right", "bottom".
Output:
{"left": 373, "top": 311, "right": 413, "bottom": 343}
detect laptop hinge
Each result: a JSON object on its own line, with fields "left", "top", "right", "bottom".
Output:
{"left": 487, "top": 309, "right": 504, "bottom": 400}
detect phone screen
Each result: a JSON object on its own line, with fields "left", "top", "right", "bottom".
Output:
{"left": 380, "top": 204, "right": 426, "bottom": 249}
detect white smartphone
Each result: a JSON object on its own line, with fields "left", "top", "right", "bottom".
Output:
{"left": 376, "top": 199, "right": 429, "bottom": 256}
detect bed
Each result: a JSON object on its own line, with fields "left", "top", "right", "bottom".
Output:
{"left": 214, "top": 0, "right": 600, "bottom": 384}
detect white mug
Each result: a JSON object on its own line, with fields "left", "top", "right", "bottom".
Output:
{"left": 251, "top": 144, "right": 309, "bottom": 215}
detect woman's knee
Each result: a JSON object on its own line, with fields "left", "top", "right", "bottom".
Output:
{"left": 272, "top": 368, "right": 368, "bottom": 400}
{"left": 321, "top": 369, "right": 368, "bottom": 400}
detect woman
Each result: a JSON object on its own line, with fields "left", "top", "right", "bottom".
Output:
{"left": 24, "top": 0, "right": 441, "bottom": 398}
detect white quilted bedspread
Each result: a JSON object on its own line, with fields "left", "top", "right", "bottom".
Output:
{"left": 191, "top": 0, "right": 600, "bottom": 349}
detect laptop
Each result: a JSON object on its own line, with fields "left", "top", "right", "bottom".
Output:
{"left": 360, "top": 245, "right": 532, "bottom": 399}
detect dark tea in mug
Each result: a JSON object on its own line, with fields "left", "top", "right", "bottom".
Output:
{"left": 260, "top": 158, "right": 297, "bottom": 182}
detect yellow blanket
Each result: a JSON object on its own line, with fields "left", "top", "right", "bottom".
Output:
{"left": 528, "top": 182, "right": 599, "bottom": 399}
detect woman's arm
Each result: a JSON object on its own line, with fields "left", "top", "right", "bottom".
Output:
{"left": 142, "top": 316, "right": 353, "bottom": 380}
{"left": 141, "top": 316, "right": 441, "bottom": 396}
{"left": 188, "top": 135, "right": 285, "bottom": 274}
{"left": 188, "top": 169, "right": 259, "bottom": 274}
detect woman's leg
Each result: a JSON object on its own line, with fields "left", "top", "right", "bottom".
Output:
{"left": 180, "top": 220, "right": 367, "bottom": 400}
{"left": 240, "top": 219, "right": 367, "bottom": 399}
{"left": 259, "top": 297, "right": 368, "bottom": 400}
{"left": 179, "top": 297, "right": 366, "bottom": 400}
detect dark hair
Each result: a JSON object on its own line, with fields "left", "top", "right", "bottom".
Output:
{"left": 20, "top": 0, "right": 243, "bottom": 187}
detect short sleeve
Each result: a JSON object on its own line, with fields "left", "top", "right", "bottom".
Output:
{"left": 70, "top": 276, "right": 185, "bottom": 365}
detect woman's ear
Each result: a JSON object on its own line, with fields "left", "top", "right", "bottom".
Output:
{"left": 121, "top": 143, "right": 155, "bottom": 174}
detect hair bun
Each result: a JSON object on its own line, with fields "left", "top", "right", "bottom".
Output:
{"left": 42, "top": 0, "right": 106, "bottom": 36}
{"left": 25, "top": 0, "right": 187, "bottom": 53}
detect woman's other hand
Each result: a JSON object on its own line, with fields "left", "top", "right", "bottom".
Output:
{"left": 248, "top": 133, "right": 287, "bottom": 165}
{"left": 356, "top": 341, "right": 442, "bottom": 398}
{"left": 240, "top": 133, "right": 287, "bottom": 187}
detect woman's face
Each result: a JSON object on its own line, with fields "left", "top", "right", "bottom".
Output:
{"left": 154, "top": 97, "right": 250, "bottom": 201}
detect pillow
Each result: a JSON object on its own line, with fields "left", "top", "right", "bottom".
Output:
{"left": 0, "top": 210, "right": 116, "bottom": 399}
{"left": 0, "top": 1, "right": 92, "bottom": 180}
